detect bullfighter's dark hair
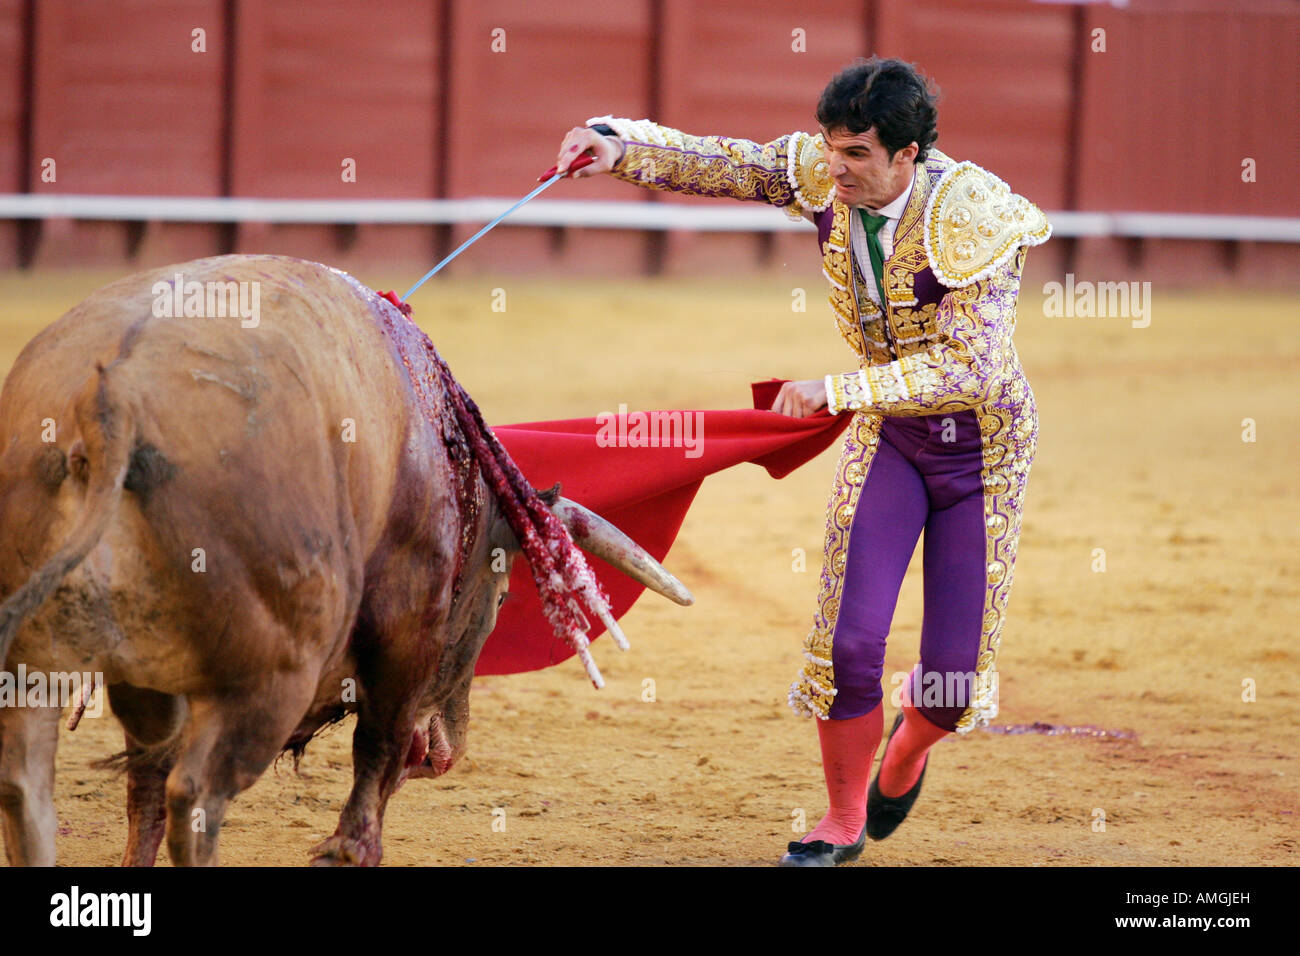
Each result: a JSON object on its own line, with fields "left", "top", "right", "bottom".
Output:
{"left": 816, "top": 57, "right": 940, "bottom": 162}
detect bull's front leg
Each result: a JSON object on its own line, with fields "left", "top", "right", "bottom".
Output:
{"left": 0, "top": 703, "right": 61, "bottom": 867}
{"left": 310, "top": 700, "right": 426, "bottom": 866}
{"left": 311, "top": 607, "right": 448, "bottom": 867}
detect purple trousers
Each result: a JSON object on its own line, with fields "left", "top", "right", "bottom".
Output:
{"left": 826, "top": 410, "right": 987, "bottom": 730}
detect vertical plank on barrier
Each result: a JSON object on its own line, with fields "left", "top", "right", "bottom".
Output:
{"left": 440, "top": 0, "right": 655, "bottom": 276}
{"left": 0, "top": 0, "right": 29, "bottom": 193}
{"left": 26, "top": 0, "right": 228, "bottom": 266}
{"left": 27, "top": 0, "right": 66, "bottom": 197}
{"left": 654, "top": 0, "right": 870, "bottom": 275}
{"left": 872, "top": 0, "right": 908, "bottom": 60}
{"left": 653, "top": 0, "right": 691, "bottom": 274}
{"left": 1075, "top": 4, "right": 1300, "bottom": 220}
{"left": 229, "top": 0, "right": 270, "bottom": 250}
{"left": 882, "top": 0, "right": 1073, "bottom": 213}
{"left": 229, "top": 1, "right": 444, "bottom": 263}
{"left": 0, "top": 0, "right": 33, "bottom": 265}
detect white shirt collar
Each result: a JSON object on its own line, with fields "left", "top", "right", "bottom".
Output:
{"left": 867, "top": 166, "right": 917, "bottom": 221}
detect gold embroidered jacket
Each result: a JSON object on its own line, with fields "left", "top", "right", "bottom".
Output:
{"left": 587, "top": 115, "right": 1051, "bottom": 418}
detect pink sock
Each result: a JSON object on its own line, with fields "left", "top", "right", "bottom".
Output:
{"left": 878, "top": 686, "right": 949, "bottom": 798}
{"left": 803, "top": 704, "right": 884, "bottom": 845}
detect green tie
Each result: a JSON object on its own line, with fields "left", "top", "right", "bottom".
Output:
{"left": 859, "top": 211, "right": 889, "bottom": 307}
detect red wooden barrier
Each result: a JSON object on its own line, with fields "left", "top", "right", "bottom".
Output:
{"left": 0, "top": 0, "right": 1294, "bottom": 279}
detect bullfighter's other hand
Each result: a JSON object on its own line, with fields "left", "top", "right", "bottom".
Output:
{"left": 771, "top": 379, "right": 830, "bottom": 418}
{"left": 556, "top": 126, "right": 625, "bottom": 178}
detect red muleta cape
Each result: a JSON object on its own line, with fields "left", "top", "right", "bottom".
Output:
{"left": 478, "top": 381, "right": 851, "bottom": 674}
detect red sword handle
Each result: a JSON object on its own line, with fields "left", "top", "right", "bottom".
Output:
{"left": 537, "top": 153, "right": 597, "bottom": 182}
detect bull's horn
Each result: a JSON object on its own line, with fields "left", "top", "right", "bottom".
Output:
{"left": 552, "top": 497, "right": 694, "bottom": 607}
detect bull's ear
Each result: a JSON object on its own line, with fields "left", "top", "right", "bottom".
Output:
{"left": 535, "top": 482, "right": 562, "bottom": 507}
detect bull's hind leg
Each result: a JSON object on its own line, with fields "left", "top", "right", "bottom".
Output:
{"left": 122, "top": 740, "right": 174, "bottom": 867}
{"left": 0, "top": 704, "right": 61, "bottom": 866}
{"left": 163, "top": 672, "right": 318, "bottom": 867}
{"left": 108, "top": 684, "right": 186, "bottom": 866}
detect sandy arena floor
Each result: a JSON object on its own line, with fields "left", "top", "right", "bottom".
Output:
{"left": 0, "top": 266, "right": 1296, "bottom": 866}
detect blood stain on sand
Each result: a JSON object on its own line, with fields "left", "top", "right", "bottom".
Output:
{"left": 980, "top": 722, "right": 1137, "bottom": 740}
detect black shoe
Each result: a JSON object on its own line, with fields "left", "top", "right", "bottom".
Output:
{"left": 777, "top": 827, "right": 866, "bottom": 867}
{"left": 866, "top": 713, "right": 928, "bottom": 841}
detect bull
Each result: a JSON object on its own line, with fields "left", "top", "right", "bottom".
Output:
{"left": 0, "top": 254, "right": 690, "bottom": 866}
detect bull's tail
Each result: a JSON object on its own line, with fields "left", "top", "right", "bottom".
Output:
{"left": 0, "top": 363, "right": 134, "bottom": 667}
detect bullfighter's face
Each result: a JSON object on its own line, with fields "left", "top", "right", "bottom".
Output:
{"left": 821, "top": 125, "right": 918, "bottom": 211}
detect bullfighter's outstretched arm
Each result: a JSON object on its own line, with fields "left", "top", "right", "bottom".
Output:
{"left": 585, "top": 115, "right": 835, "bottom": 218}
{"left": 824, "top": 247, "right": 1030, "bottom": 417}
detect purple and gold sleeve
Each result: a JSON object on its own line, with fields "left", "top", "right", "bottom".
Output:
{"left": 586, "top": 115, "right": 834, "bottom": 216}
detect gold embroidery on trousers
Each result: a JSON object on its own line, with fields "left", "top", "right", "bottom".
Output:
{"left": 788, "top": 412, "right": 884, "bottom": 719}
{"left": 953, "top": 373, "right": 1037, "bottom": 733}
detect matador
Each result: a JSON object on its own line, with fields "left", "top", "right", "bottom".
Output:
{"left": 554, "top": 57, "right": 1050, "bottom": 866}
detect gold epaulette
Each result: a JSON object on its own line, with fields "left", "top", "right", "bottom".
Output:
{"left": 784, "top": 131, "right": 835, "bottom": 213}
{"left": 923, "top": 161, "right": 1051, "bottom": 287}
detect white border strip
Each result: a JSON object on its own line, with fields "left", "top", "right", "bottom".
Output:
{"left": 0, "top": 194, "right": 1298, "bottom": 242}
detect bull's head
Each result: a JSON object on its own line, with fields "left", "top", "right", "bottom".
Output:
{"left": 407, "top": 487, "right": 691, "bottom": 779}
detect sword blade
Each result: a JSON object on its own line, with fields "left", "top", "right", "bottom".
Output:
{"left": 402, "top": 174, "right": 561, "bottom": 300}
{"left": 401, "top": 154, "right": 596, "bottom": 300}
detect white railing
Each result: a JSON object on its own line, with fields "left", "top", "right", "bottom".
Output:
{"left": 1, "top": 194, "right": 1297, "bottom": 242}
